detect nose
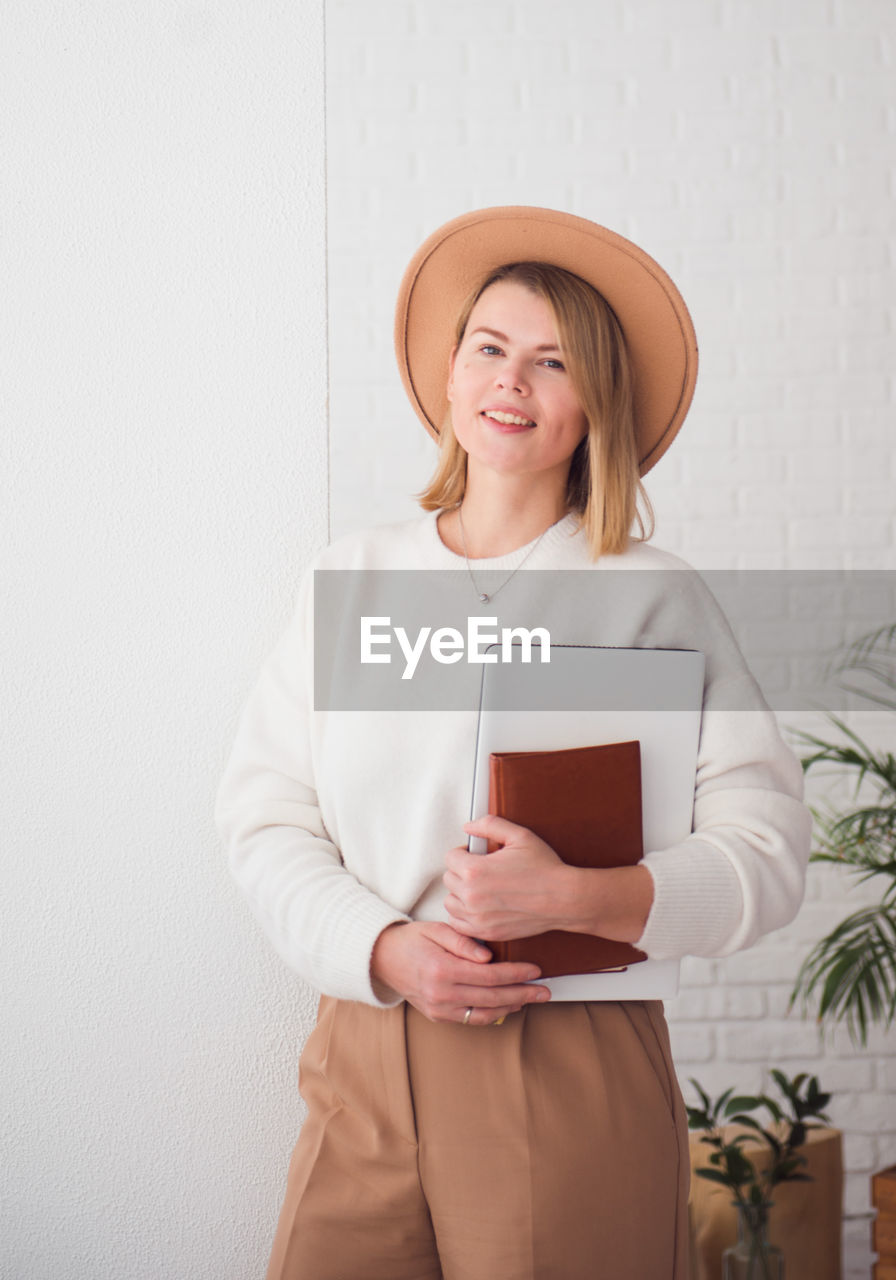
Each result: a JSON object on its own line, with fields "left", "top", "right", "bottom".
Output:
{"left": 495, "top": 358, "right": 529, "bottom": 395}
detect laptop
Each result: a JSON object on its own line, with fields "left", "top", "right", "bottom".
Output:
{"left": 469, "top": 644, "right": 705, "bottom": 1000}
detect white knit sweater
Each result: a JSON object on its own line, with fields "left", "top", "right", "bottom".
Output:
{"left": 215, "top": 512, "right": 811, "bottom": 1006}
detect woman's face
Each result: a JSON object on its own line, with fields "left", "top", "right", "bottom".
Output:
{"left": 446, "top": 280, "right": 589, "bottom": 487}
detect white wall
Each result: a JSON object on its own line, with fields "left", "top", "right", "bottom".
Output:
{"left": 2, "top": 4, "right": 326, "bottom": 1277}
{"left": 4, "top": 2, "right": 895, "bottom": 1277}
{"left": 325, "top": 2, "right": 896, "bottom": 1277}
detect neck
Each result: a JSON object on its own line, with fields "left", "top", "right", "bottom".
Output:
{"left": 442, "top": 472, "right": 570, "bottom": 559}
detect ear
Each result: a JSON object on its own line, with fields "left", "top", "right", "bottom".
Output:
{"left": 446, "top": 344, "right": 458, "bottom": 402}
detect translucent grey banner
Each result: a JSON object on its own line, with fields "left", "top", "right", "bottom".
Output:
{"left": 313, "top": 569, "right": 896, "bottom": 712}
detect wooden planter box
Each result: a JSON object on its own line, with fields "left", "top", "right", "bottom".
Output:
{"left": 688, "top": 1127, "right": 843, "bottom": 1280}
{"left": 874, "top": 1166, "right": 896, "bottom": 1280}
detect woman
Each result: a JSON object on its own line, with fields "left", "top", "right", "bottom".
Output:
{"left": 216, "top": 207, "right": 810, "bottom": 1279}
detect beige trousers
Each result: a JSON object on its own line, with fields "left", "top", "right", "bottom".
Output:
{"left": 266, "top": 996, "right": 690, "bottom": 1280}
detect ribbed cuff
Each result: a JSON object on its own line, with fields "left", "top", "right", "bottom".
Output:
{"left": 312, "top": 889, "right": 412, "bottom": 1008}
{"left": 636, "top": 839, "right": 745, "bottom": 959}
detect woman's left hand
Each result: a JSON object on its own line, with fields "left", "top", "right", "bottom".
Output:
{"left": 443, "top": 815, "right": 577, "bottom": 941}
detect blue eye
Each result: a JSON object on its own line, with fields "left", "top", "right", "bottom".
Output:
{"left": 480, "top": 344, "right": 502, "bottom": 356}
{"left": 542, "top": 358, "right": 565, "bottom": 370}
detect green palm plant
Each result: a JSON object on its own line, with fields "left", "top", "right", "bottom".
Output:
{"left": 789, "top": 622, "right": 896, "bottom": 1046}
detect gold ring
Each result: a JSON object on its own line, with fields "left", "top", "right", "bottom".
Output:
{"left": 462, "top": 1007, "right": 473, "bottom": 1025}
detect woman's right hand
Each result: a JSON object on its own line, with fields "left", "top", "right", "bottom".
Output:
{"left": 370, "top": 921, "right": 551, "bottom": 1026}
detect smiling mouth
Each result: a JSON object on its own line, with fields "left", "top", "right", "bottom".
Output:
{"left": 483, "top": 410, "right": 536, "bottom": 427}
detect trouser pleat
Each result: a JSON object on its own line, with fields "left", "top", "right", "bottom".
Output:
{"left": 266, "top": 997, "right": 690, "bottom": 1280}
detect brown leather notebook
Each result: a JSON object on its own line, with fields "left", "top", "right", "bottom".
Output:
{"left": 487, "top": 740, "right": 648, "bottom": 978}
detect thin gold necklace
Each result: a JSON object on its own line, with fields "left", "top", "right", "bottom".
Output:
{"left": 456, "top": 505, "right": 551, "bottom": 604}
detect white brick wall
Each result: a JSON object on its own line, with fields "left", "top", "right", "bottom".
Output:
{"left": 326, "top": 2, "right": 896, "bottom": 1274}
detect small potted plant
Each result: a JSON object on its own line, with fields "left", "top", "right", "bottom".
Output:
{"left": 687, "top": 1071, "right": 832, "bottom": 1279}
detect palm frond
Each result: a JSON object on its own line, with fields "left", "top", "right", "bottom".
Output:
{"left": 795, "top": 719, "right": 896, "bottom": 792}
{"left": 790, "top": 904, "right": 896, "bottom": 1046}
{"left": 838, "top": 668, "right": 896, "bottom": 705}
{"left": 826, "top": 623, "right": 896, "bottom": 712}
{"left": 790, "top": 620, "right": 896, "bottom": 1043}
{"left": 829, "top": 622, "right": 896, "bottom": 677}
{"left": 809, "top": 806, "right": 896, "bottom": 874}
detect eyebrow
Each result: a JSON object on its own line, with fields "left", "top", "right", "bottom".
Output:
{"left": 468, "top": 326, "right": 561, "bottom": 353}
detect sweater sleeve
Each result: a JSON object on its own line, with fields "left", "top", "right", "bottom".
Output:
{"left": 214, "top": 567, "right": 410, "bottom": 1006}
{"left": 635, "top": 647, "right": 812, "bottom": 961}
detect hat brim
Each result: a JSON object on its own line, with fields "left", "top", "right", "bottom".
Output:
{"left": 394, "top": 206, "right": 698, "bottom": 476}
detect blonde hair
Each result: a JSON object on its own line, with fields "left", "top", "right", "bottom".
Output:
{"left": 416, "top": 261, "right": 654, "bottom": 560}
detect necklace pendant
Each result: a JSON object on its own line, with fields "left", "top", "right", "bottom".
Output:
{"left": 479, "top": 592, "right": 490, "bottom": 603}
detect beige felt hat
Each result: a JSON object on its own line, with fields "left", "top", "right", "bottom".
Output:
{"left": 394, "top": 206, "right": 698, "bottom": 475}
